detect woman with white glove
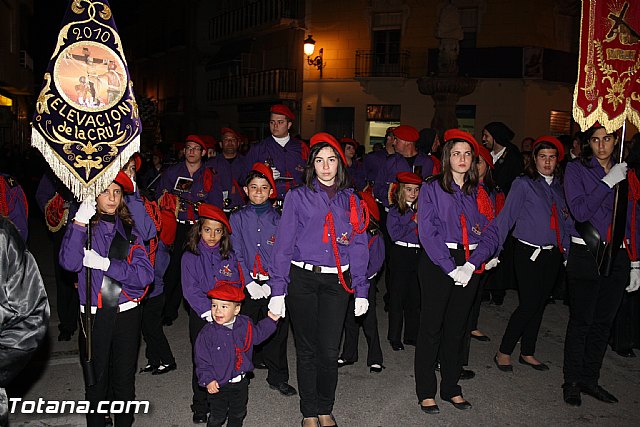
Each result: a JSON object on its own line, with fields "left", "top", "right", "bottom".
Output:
{"left": 415, "top": 130, "right": 490, "bottom": 414}
{"left": 59, "top": 173, "right": 154, "bottom": 426}
{"left": 562, "top": 124, "right": 635, "bottom": 406}
{"left": 268, "top": 133, "right": 369, "bottom": 427}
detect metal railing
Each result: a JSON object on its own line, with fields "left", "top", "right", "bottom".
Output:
{"left": 207, "top": 68, "right": 297, "bottom": 101}
{"left": 355, "top": 49, "right": 410, "bottom": 78}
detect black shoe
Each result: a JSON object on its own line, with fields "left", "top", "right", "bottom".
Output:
{"left": 337, "top": 359, "right": 355, "bottom": 368}
{"left": 192, "top": 412, "right": 207, "bottom": 423}
{"left": 459, "top": 369, "right": 475, "bottom": 380}
{"left": 162, "top": 316, "right": 176, "bottom": 326}
{"left": 58, "top": 332, "right": 72, "bottom": 341}
{"left": 518, "top": 355, "right": 549, "bottom": 371}
{"left": 139, "top": 363, "right": 158, "bottom": 373}
{"left": 444, "top": 397, "right": 472, "bottom": 410}
{"left": 420, "top": 402, "right": 440, "bottom": 414}
{"left": 254, "top": 361, "right": 268, "bottom": 369}
{"left": 390, "top": 341, "right": 404, "bottom": 351}
{"left": 493, "top": 355, "right": 513, "bottom": 372}
{"left": 546, "top": 296, "right": 556, "bottom": 304}
{"left": 470, "top": 334, "right": 490, "bottom": 342}
{"left": 615, "top": 348, "right": 636, "bottom": 358}
{"left": 563, "top": 382, "right": 581, "bottom": 407}
{"left": 152, "top": 362, "right": 177, "bottom": 375}
{"left": 269, "top": 382, "right": 297, "bottom": 396}
{"left": 403, "top": 339, "right": 416, "bottom": 346}
{"left": 369, "top": 364, "right": 385, "bottom": 373}
{"left": 580, "top": 384, "right": 618, "bottom": 403}
{"left": 490, "top": 296, "right": 504, "bottom": 306}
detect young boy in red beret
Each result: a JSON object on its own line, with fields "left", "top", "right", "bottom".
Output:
{"left": 194, "top": 283, "right": 280, "bottom": 427}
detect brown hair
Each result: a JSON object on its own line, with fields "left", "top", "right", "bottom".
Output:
{"left": 438, "top": 139, "right": 479, "bottom": 195}
{"left": 185, "top": 218, "right": 232, "bottom": 259}
{"left": 525, "top": 140, "right": 563, "bottom": 182}
{"left": 392, "top": 182, "right": 418, "bottom": 214}
{"left": 91, "top": 183, "right": 135, "bottom": 227}
{"left": 303, "top": 142, "right": 350, "bottom": 191}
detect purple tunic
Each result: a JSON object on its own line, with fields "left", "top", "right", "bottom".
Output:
{"left": 387, "top": 205, "right": 420, "bottom": 245}
{"left": 417, "top": 180, "right": 491, "bottom": 274}
{"left": 245, "top": 136, "right": 307, "bottom": 200}
{"left": 229, "top": 204, "right": 279, "bottom": 281}
{"left": 205, "top": 155, "right": 248, "bottom": 210}
{"left": 1, "top": 174, "right": 28, "bottom": 242}
{"left": 367, "top": 233, "right": 385, "bottom": 278}
{"left": 150, "top": 240, "right": 170, "bottom": 298}
{"left": 124, "top": 191, "right": 157, "bottom": 242}
{"left": 35, "top": 172, "right": 79, "bottom": 229}
{"left": 181, "top": 240, "right": 243, "bottom": 317}
{"left": 363, "top": 150, "right": 389, "bottom": 184}
{"left": 156, "top": 161, "right": 224, "bottom": 221}
{"left": 59, "top": 219, "right": 154, "bottom": 306}
{"left": 474, "top": 176, "right": 574, "bottom": 263}
{"left": 270, "top": 180, "right": 370, "bottom": 298}
{"left": 194, "top": 314, "right": 277, "bottom": 387}
{"left": 346, "top": 159, "right": 367, "bottom": 191}
{"left": 373, "top": 153, "right": 435, "bottom": 207}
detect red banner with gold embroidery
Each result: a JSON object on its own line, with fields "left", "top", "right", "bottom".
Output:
{"left": 573, "top": 0, "right": 640, "bottom": 132}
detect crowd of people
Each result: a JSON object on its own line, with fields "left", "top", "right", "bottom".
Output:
{"left": 2, "top": 104, "right": 640, "bottom": 426}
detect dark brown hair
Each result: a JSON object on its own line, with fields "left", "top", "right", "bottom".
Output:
{"left": 525, "top": 140, "right": 563, "bottom": 182}
{"left": 91, "top": 183, "right": 134, "bottom": 227}
{"left": 303, "top": 142, "right": 350, "bottom": 191}
{"left": 438, "top": 139, "right": 479, "bottom": 195}
{"left": 185, "top": 218, "right": 232, "bottom": 259}
{"left": 580, "top": 126, "right": 619, "bottom": 167}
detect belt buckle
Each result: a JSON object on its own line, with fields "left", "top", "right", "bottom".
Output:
{"left": 312, "top": 265, "right": 322, "bottom": 273}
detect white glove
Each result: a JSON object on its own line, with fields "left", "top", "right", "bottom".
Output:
{"left": 268, "top": 295, "right": 286, "bottom": 318}
{"left": 82, "top": 248, "right": 110, "bottom": 271}
{"left": 271, "top": 167, "right": 281, "bottom": 180}
{"left": 563, "top": 259, "right": 568, "bottom": 267}
{"left": 627, "top": 261, "right": 640, "bottom": 292}
{"left": 132, "top": 178, "right": 137, "bottom": 193}
{"left": 262, "top": 283, "right": 272, "bottom": 297}
{"left": 447, "top": 268, "right": 464, "bottom": 287}
{"left": 601, "top": 162, "right": 627, "bottom": 188}
{"left": 485, "top": 258, "right": 500, "bottom": 270}
{"left": 74, "top": 199, "right": 96, "bottom": 224}
{"left": 201, "top": 310, "right": 213, "bottom": 322}
{"left": 453, "top": 262, "right": 476, "bottom": 287}
{"left": 246, "top": 281, "right": 267, "bottom": 299}
{"left": 354, "top": 298, "right": 369, "bottom": 316}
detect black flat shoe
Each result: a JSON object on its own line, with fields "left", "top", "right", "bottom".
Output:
{"left": 152, "top": 362, "right": 177, "bottom": 375}
{"left": 420, "top": 402, "right": 440, "bottom": 414}
{"left": 563, "top": 382, "right": 581, "bottom": 406}
{"left": 254, "top": 361, "right": 268, "bottom": 369}
{"left": 139, "top": 363, "right": 158, "bottom": 374}
{"left": 403, "top": 339, "right": 416, "bottom": 346}
{"left": 58, "top": 332, "right": 72, "bottom": 342}
{"left": 369, "top": 364, "right": 385, "bottom": 373}
{"left": 444, "top": 397, "right": 472, "bottom": 410}
{"left": 192, "top": 412, "right": 207, "bottom": 423}
{"left": 269, "top": 382, "right": 297, "bottom": 396}
{"left": 493, "top": 355, "right": 513, "bottom": 372}
{"left": 390, "top": 341, "right": 404, "bottom": 351}
{"left": 337, "top": 359, "right": 355, "bottom": 368}
{"left": 459, "top": 369, "right": 475, "bottom": 380}
{"left": 615, "top": 348, "right": 636, "bottom": 358}
{"left": 518, "top": 356, "right": 549, "bottom": 371}
{"left": 470, "top": 334, "right": 490, "bottom": 342}
{"left": 580, "top": 384, "right": 618, "bottom": 403}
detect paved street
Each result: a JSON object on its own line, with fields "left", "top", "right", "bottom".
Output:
{"left": 7, "top": 217, "right": 640, "bottom": 426}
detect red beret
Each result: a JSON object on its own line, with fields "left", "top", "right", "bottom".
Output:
{"left": 207, "top": 283, "right": 245, "bottom": 302}
{"left": 396, "top": 171, "right": 423, "bottom": 185}
{"left": 114, "top": 170, "right": 134, "bottom": 194}
{"left": 199, "top": 135, "right": 217, "bottom": 150}
{"left": 174, "top": 141, "right": 185, "bottom": 151}
{"left": 132, "top": 153, "right": 142, "bottom": 172}
{"left": 358, "top": 191, "right": 380, "bottom": 222}
{"left": 220, "top": 128, "right": 239, "bottom": 139}
{"left": 533, "top": 135, "right": 565, "bottom": 162}
{"left": 443, "top": 129, "right": 480, "bottom": 155}
{"left": 249, "top": 162, "right": 277, "bottom": 199}
{"left": 198, "top": 203, "right": 232, "bottom": 234}
{"left": 339, "top": 137, "right": 358, "bottom": 147}
{"left": 159, "top": 209, "right": 177, "bottom": 245}
{"left": 185, "top": 135, "right": 207, "bottom": 150}
{"left": 392, "top": 125, "right": 420, "bottom": 143}
{"left": 310, "top": 132, "right": 347, "bottom": 165}
{"left": 270, "top": 104, "right": 295, "bottom": 120}
{"left": 477, "top": 145, "right": 494, "bottom": 169}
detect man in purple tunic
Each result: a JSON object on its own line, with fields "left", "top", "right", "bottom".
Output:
{"left": 205, "top": 127, "right": 248, "bottom": 212}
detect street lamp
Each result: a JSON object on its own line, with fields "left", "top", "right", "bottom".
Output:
{"left": 304, "top": 34, "right": 323, "bottom": 78}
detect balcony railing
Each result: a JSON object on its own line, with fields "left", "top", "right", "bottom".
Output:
{"left": 209, "top": 0, "right": 303, "bottom": 41}
{"left": 355, "top": 50, "right": 410, "bottom": 78}
{"left": 207, "top": 69, "right": 297, "bottom": 102}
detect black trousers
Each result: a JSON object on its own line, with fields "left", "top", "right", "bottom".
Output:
{"left": 461, "top": 271, "right": 491, "bottom": 366}
{"left": 387, "top": 244, "right": 421, "bottom": 344}
{"left": 163, "top": 223, "right": 191, "bottom": 321}
{"left": 499, "top": 242, "right": 562, "bottom": 356}
{"left": 287, "top": 265, "right": 350, "bottom": 418}
{"left": 610, "top": 288, "right": 640, "bottom": 352}
{"left": 79, "top": 306, "right": 142, "bottom": 427}
{"left": 189, "top": 308, "right": 209, "bottom": 414}
{"left": 340, "top": 273, "right": 383, "bottom": 366}
{"left": 206, "top": 377, "right": 249, "bottom": 427}
{"left": 415, "top": 249, "right": 479, "bottom": 401}
{"left": 52, "top": 230, "right": 79, "bottom": 334}
{"left": 141, "top": 294, "right": 175, "bottom": 366}
{"left": 240, "top": 288, "right": 290, "bottom": 386}
{"left": 563, "top": 243, "right": 629, "bottom": 386}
